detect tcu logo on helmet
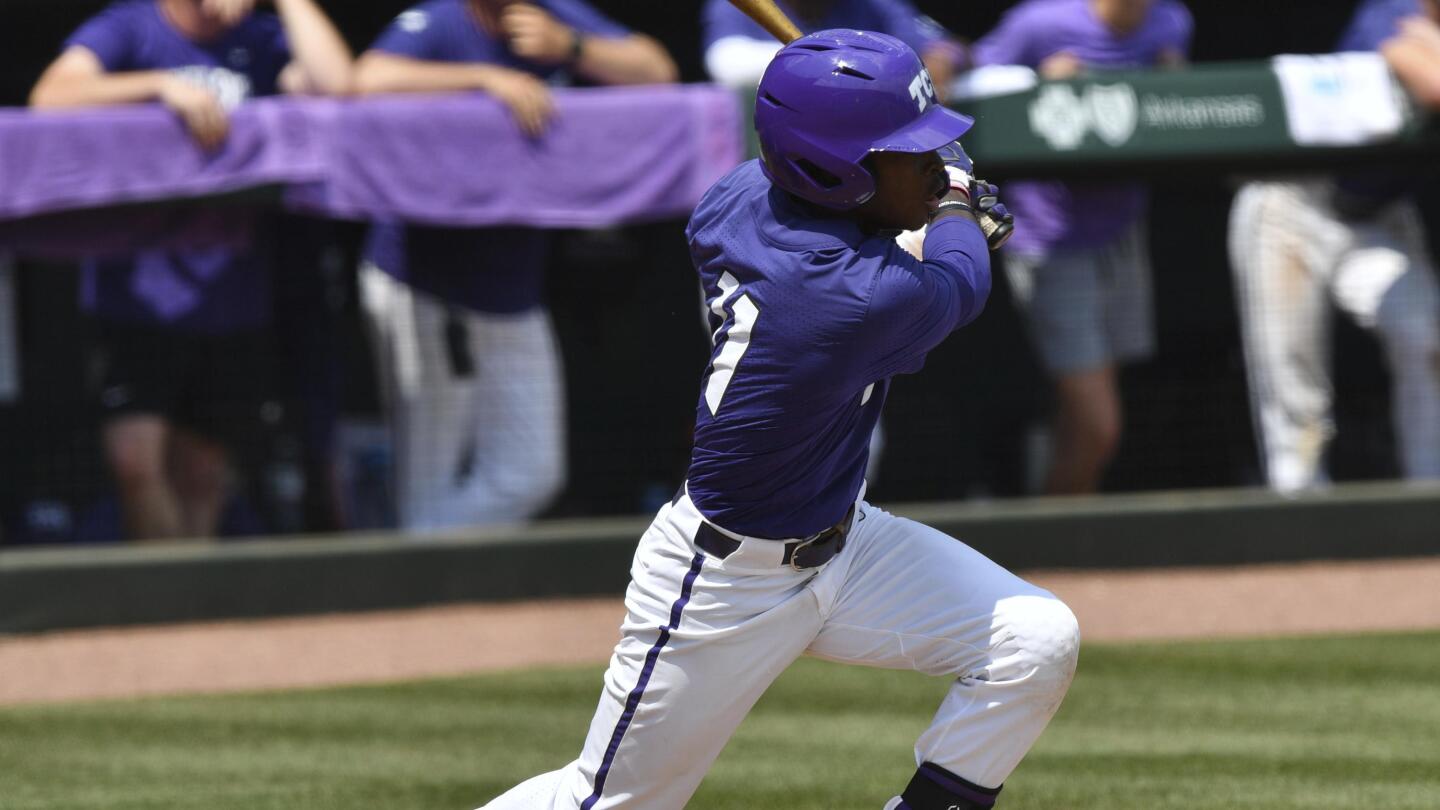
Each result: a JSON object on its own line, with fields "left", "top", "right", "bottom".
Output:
{"left": 908, "top": 69, "right": 937, "bottom": 112}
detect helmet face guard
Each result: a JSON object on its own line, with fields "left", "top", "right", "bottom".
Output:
{"left": 755, "top": 29, "right": 975, "bottom": 210}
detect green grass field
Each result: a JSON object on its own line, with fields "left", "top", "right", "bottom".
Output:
{"left": 3, "top": 632, "right": 1438, "bottom": 809}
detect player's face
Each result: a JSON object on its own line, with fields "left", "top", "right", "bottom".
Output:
{"left": 177, "top": 0, "right": 249, "bottom": 30}
{"left": 1093, "top": 0, "right": 1153, "bottom": 32}
{"left": 857, "top": 150, "right": 948, "bottom": 233}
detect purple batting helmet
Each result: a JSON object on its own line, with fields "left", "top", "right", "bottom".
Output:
{"left": 755, "top": 29, "right": 974, "bottom": 210}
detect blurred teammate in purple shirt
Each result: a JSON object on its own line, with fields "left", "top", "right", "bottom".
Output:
{"left": 701, "top": 0, "right": 968, "bottom": 101}
{"left": 352, "top": 1, "right": 676, "bottom": 531}
{"left": 972, "top": 0, "right": 1191, "bottom": 495}
{"left": 29, "top": 0, "right": 351, "bottom": 542}
{"left": 1229, "top": 0, "right": 1440, "bottom": 491}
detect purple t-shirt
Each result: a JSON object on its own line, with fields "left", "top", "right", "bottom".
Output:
{"left": 702, "top": 0, "right": 952, "bottom": 56}
{"left": 1338, "top": 0, "right": 1424, "bottom": 52}
{"left": 67, "top": 0, "right": 288, "bottom": 332}
{"left": 1333, "top": 0, "right": 1428, "bottom": 206}
{"left": 362, "top": 0, "right": 629, "bottom": 314}
{"left": 973, "top": 0, "right": 1192, "bottom": 255}
{"left": 684, "top": 160, "right": 991, "bottom": 538}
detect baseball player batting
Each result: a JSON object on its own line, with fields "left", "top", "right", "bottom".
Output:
{"left": 478, "top": 30, "right": 1077, "bottom": 810}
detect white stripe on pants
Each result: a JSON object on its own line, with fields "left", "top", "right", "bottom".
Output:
{"left": 1228, "top": 181, "right": 1440, "bottom": 491}
{"left": 360, "top": 263, "right": 566, "bottom": 530}
{"left": 479, "top": 492, "right": 1080, "bottom": 809}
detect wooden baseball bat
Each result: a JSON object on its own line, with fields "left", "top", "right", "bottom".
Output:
{"left": 727, "top": 0, "right": 803, "bottom": 44}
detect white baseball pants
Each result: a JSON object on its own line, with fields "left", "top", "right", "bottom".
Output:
{"left": 479, "top": 489, "right": 1080, "bottom": 809}
{"left": 1229, "top": 181, "right": 1440, "bottom": 491}
{"left": 360, "top": 263, "right": 566, "bottom": 531}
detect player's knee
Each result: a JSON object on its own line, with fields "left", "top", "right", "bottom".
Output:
{"left": 1087, "top": 414, "right": 1122, "bottom": 462}
{"left": 1059, "top": 385, "right": 1122, "bottom": 462}
{"left": 105, "top": 436, "right": 166, "bottom": 490}
{"left": 996, "top": 594, "right": 1081, "bottom": 691}
{"left": 171, "top": 444, "right": 228, "bottom": 498}
{"left": 110, "top": 456, "right": 165, "bottom": 491}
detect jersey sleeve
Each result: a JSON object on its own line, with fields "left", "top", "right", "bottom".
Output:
{"left": 546, "top": 0, "right": 631, "bottom": 38}
{"left": 855, "top": 215, "right": 991, "bottom": 381}
{"left": 971, "top": 3, "right": 1041, "bottom": 68}
{"left": 63, "top": 4, "right": 140, "bottom": 72}
{"left": 1158, "top": 1, "right": 1194, "bottom": 58}
{"left": 370, "top": 4, "right": 453, "bottom": 60}
{"left": 1336, "top": 1, "right": 1411, "bottom": 53}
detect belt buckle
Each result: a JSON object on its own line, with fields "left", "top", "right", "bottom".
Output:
{"left": 787, "top": 531, "right": 827, "bottom": 572}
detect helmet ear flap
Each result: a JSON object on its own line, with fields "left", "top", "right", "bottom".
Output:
{"left": 761, "top": 132, "right": 877, "bottom": 209}
{"left": 793, "top": 158, "right": 841, "bottom": 190}
{"left": 794, "top": 139, "right": 876, "bottom": 206}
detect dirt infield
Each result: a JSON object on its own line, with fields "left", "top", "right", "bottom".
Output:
{"left": 3, "top": 557, "right": 1438, "bottom": 706}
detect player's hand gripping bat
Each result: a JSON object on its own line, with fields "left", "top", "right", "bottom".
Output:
{"left": 727, "top": 0, "right": 1012, "bottom": 250}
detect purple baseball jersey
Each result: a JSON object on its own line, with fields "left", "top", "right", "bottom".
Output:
{"left": 684, "top": 160, "right": 991, "bottom": 538}
{"left": 1333, "top": 0, "right": 1429, "bottom": 206}
{"left": 1338, "top": 0, "right": 1425, "bottom": 52}
{"left": 362, "top": 0, "right": 629, "bottom": 314}
{"left": 66, "top": 0, "right": 288, "bottom": 332}
{"left": 702, "top": 0, "right": 951, "bottom": 56}
{"left": 973, "top": 0, "right": 1192, "bottom": 255}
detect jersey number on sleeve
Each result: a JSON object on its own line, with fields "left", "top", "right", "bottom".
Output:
{"left": 705, "top": 271, "right": 760, "bottom": 416}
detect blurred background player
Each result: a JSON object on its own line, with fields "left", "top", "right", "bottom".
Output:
{"left": 701, "top": 0, "right": 968, "bottom": 100}
{"left": 970, "top": 0, "right": 1191, "bottom": 495}
{"left": 1228, "top": 0, "right": 1440, "bottom": 493}
{"left": 353, "top": 0, "right": 677, "bottom": 532}
{"left": 28, "top": 0, "right": 352, "bottom": 541}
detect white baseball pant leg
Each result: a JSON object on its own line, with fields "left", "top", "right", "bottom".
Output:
{"left": 1230, "top": 182, "right": 1338, "bottom": 491}
{"left": 1230, "top": 183, "right": 1440, "bottom": 490}
{"left": 360, "top": 263, "right": 565, "bottom": 531}
{"left": 479, "top": 491, "right": 1079, "bottom": 809}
